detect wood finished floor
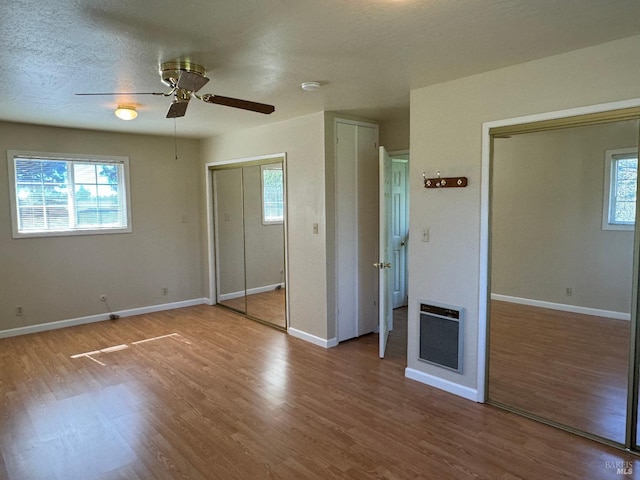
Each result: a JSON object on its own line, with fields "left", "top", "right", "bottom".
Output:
{"left": 489, "top": 300, "right": 630, "bottom": 444}
{"left": 0, "top": 305, "right": 637, "bottom": 479}
{"left": 219, "top": 288, "right": 286, "bottom": 328}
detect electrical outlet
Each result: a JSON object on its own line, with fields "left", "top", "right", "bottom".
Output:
{"left": 161, "top": 287, "right": 168, "bottom": 296}
{"left": 99, "top": 294, "right": 107, "bottom": 302}
{"left": 15, "top": 305, "right": 24, "bottom": 317}
{"left": 565, "top": 288, "right": 573, "bottom": 296}
{"left": 422, "top": 228, "right": 430, "bottom": 242}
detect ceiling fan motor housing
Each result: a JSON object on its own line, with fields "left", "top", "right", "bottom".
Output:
{"left": 160, "top": 61, "right": 207, "bottom": 89}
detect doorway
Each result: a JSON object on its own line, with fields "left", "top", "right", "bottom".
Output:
{"left": 389, "top": 151, "right": 409, "bottom": 309}
{"left": 380, "top": 149, "right": 410, "bottom": 359}
{"left": 483, "top": 105, "right": 640, "bottom": 450}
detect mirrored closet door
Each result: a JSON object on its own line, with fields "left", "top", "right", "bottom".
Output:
{"left": 212, "top": 156, "right": 287, "bottom": 329}
{"left": 487, "top": 113, "right": 640, "bottom": 447}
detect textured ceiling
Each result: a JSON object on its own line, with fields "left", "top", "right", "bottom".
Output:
{"left": 1, "top": 0, "right": 640, "bottom": 139}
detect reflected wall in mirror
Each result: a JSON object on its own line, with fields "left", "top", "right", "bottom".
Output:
{"left": 488, "top": 118, "right": 639, "bottom": 445}
{"left": 244, "top": 163, "right": 286, "bottom": 328}
{"left": 212, "top": 157, "right": 287, "bottom": 329}
{"left": 214, "top": 167, "right": 246, "bottom": 313}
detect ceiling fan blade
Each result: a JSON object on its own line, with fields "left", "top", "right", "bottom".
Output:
{"left": 75, "top": 92, "right": 169, "bottom": 96}
{"left": 201, "top": 94, "right": 275, "bottom": 114}
{"left": 166, "top": 100, "right": 189, "bottom": 118}
{"left": 177, "top": 71, "right": 210, "bottom": 93}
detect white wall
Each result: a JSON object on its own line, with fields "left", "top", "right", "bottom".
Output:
{"left": 202, "top": 112, "right": 329, "bottom": 340}
{"left": 409, "top": 35, "right": 640, "bottom": 397}
{"left": 0, "top": 122, "right": 203, "bottom": 331}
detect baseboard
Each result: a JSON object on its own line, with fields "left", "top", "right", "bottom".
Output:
{"left": 0, "top": 298, "right": 209, "bottom": 339}
{"left": 405, "top": 367, "right": 480, "bottom": 402}
{"left": 491, "top": 293, "right": 630, "bottom": 321}
{"left": 288, "top": 327, "right": 338, "bottom": 348}
{"left": 218, "top": 283, "right": 285, "bottom": 301}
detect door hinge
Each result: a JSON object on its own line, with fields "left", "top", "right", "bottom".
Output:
{"left": 373, "top": 262, "right": 392, "bottom": 269}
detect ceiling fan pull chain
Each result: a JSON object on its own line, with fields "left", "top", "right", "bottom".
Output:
{"left": 174, "top": 119, "right": 179, "bottom": 161}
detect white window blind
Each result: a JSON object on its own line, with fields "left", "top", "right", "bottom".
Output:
{"left": 8, "top": 151, "right": 131, "bottom": 238}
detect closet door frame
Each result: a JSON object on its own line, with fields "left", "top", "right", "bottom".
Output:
{"left": 479, "top": 99, "right": 640, "bottom": 451}
{"left": 205, "top": 153, "right": 289, "bottom": 330}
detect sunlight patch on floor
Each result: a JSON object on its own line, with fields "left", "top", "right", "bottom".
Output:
{"left": 70, "top": 333, "right": 190, "bottom": 365}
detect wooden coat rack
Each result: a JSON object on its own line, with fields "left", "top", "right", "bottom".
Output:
{"left": 423, "top": 171, "right": 468, "bottom": 189}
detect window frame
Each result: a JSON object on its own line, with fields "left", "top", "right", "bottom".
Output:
{"left": 260, "top": 163, "right": 284, "bottom": 225}
{"left": 602, "top": 147, "right": 638, "bottom": 231}
{"left": 7, "top": 150, "right": 132, "bottom": 238}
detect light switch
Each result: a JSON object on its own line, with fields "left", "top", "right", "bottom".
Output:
{"left": 313, "top": 223, "right": 319, "bottom": 234}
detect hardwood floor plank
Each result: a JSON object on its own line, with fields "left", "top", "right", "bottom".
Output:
{"left": 488, "top": 300, "right": 630, "bottom": 443}
{"left": 0, "top": 304, "right": 637, "bottom": 479}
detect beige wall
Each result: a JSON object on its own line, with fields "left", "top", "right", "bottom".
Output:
{"left": 492, "top": 121, "right": 638, "bottom": 314}
{"left": 0, "top": 122, "right": 203, "bottom": 331}
{"left": 380, "top": 114, "right": 410, "bottom": 152}
{"left": 409, "top": 35, "right": 640, "bottom": 393}
{"left": 202, "top": 112, "right": 329, "bottom": 339}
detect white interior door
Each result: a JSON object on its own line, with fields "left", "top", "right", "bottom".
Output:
{"left": 391, "top": 159, "right": 409, "bottom": 308}
{"left": 336, "top": 122, "right": 358, "bottom": 342}
{"left": 378, "top": 146, "right": 393, "bottom": 358}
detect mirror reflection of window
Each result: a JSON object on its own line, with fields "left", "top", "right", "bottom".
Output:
{"left": 603, "top": 148, "right": 638, "bottom": 230}
{"left": 261, "top": 164, "right": 284, "bottom": 225}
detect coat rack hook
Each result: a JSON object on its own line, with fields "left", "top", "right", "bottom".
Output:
{"left": 422, "top": 172, "right": 433, "bottom": 188}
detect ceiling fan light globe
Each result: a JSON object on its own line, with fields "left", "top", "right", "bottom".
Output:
{"left": 301, "top": 82, "right": 321, "bottom": 91}
{"left": 115, "top": 107, "right": 138, "bottom": 120}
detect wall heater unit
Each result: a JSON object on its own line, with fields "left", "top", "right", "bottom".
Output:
{"left": 419, "top": 301, "right": 463, "bottom": 373}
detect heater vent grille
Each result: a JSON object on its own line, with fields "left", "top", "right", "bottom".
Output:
{"left": 419, "top": 302, "right": 463, "bottom": 373}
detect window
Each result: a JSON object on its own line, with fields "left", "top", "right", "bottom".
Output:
{"left": 261, "top": 164, "right": 284, "bottom": 224}
{"left": 8, "top": 151, "right": 131, "bottom": 238}
{"left": 603, "top": 147, "right": 638, "bottom": 231}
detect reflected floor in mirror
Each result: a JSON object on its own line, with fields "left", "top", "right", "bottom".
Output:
{"left": 489, "top": 300, "right": 630, "bottom": 443}
{"left": 220, "top": 288, "right": 286, "bottom": 328}
{"left": 0, "top": 304, "right": 637, "bottom": 479}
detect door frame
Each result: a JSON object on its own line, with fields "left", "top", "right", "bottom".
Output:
{"left": 334, "top": 118, "right": 380, "bottom": 342}
{"left": 205, "top": 153, "right": 290, "bottom": 330}
{"left": 479, "top": 98, "right": 640, "bottom": 450}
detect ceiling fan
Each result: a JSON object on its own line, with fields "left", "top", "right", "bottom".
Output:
{"left": 76, "top": 61, "right": 275, "bottom": 118}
